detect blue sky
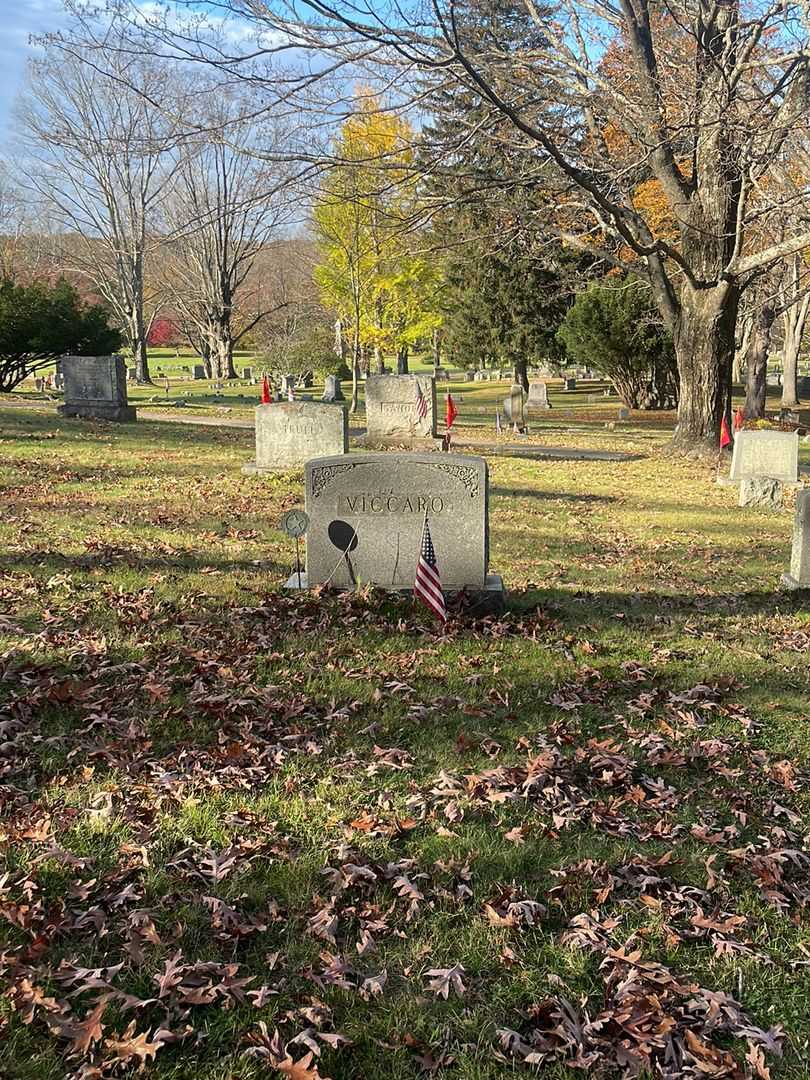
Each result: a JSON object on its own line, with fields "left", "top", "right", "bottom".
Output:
{"left": 0, "top": 0, "right": 67, "bottom": 142}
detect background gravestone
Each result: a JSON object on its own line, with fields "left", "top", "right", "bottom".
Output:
{"left": 281, "top": 374, "right": 297, "bottom": 395}
{"left": 782, "top": 489, "right": 810, "bottom": 588}
{"left": 243, "top": 401, "right": 348, "bottom": 473}
{"left": 729, "top": 430, "right": 799, "bottom": 484}
{"left": 322, "top": 374, "right": 345, "bottom": 403}
{"left": 364, "top": 374, "right": 439, "bottom": 446}
{"left": 527, "top": 381, "right": 551, "bottom": 409}
{"left": 564, "top": 377, "right": 577, "bottom": 391}
{"left": 192, "top": 364, "right": 206, "bottom": 380}
{"left": 302, "top": 453, "right": 502, "bottom": 603}
{"left": 243, "top": 367, "right": 253, "bottom": 380}
{"left": 503, "top": 384, "right": 526, "bottom": 430}
{"left": 58, "top": 356, "right": 136, "bottom": 421}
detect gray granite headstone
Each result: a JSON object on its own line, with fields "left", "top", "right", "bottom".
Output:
{"left": 730, "top": 430, "right": 799, "bottom": 484}
{"left": 281, "top": 374, "right": 297, "bottom": 395}
{"left": 243, "top": 367, "right": 253, "bottom": 380}
{"left": 193, "top": 364, "right": 206, "bottom": 380}
{"left": 527, "top": 381, "right": 551, "bottom": 409}
{"left": 364, "top": 374, "right": 438, "bottom": 445}
{"left": 243, "top": 401, "right": 348, "bottom": 473}
{"left": 58, "top": 356, "right": 136, "bottom": 421}
{"left": 564, "top": 377, "right": 577, "bottom": 391}
{"left": 739, "top": 476, "right": 783, "bottom": 509}
{"left": 322, "top": 374, "right": 345, "bottom": 403}
{"left": 303, "top": 453, "right": 490, "bottom": 590}
{"left": 464, "top": 370, "right": 476, "bottom": 381}
{"left": 797, "top": 375, "right": 810, "bottom": 396}
{"left": 782, "top": 489, "right": 810, "bottom": 588}
{"left": 617, "top": 406, "right": 631, "bottom": 420}
{"left": 503, "top": 384, "right": 526, "bottom": 429}
{"left": 127, "top": 367, "right": 137, "bottom": 382}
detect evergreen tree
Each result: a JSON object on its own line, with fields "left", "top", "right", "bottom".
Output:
{"left": 0, "top": 277, "right": 120, "bottom": 392}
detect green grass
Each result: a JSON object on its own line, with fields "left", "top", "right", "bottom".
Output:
{"left": 0, "top": 405, "right": 808, "bottom": 1079}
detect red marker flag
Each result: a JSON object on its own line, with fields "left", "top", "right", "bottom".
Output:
{"left": 720, "top": 416, "right": 732, "bottom": 449}
{"left": 261, "top": 375, "right": 271, "bottom": 404}
{"left": 734, "top": 406, "right": 744, "bottom": 431}
{"left": 445, "top": 393, "right": 458, "bottom": 430}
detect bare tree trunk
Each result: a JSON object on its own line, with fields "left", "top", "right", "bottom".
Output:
{"left": 335, "top": 317, "right": 346, "bottom": 361}
{"left": 744, "top": 299, "right": 775, "bottom": 419}
{"left": 350, "top": 324, "right": 361, "bottom": 413}
{"left": 397, "top": 346, "right": 409, "bottom": 374}
{"left": 432, "top": 328, "right": 441, "bottom": 369}
{"left": 672, "top": 284, "right": 738, "bottom": 453}
{"left": 373, "top": 343, "right": 384, "bottom": 374}
{"left": 733, "top": 313, "right": 753, "bottom": 385}
{"left": 130, "top": 304, "right": 152, "bottom": 384}
{"left": 514, "top": 358, "right": 529, "bottom": 393}
{"left": 781, "top": 294, "right": 809, "bottom": 407}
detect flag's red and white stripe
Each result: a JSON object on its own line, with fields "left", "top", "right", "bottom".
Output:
{"left": 414, "top": 514, "right": 446, "bottom": 622}
{"left": 414, "top": 381, "right": 428, "bottom": 422}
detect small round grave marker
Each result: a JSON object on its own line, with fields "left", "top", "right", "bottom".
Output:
{"left": 280, "top": 509, "right": 309, "bottom": 587}
{"left": 281, "top": 509, "right": 309, "bottom": 538}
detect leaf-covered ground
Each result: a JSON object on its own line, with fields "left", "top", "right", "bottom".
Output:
{"left": 0, "top": 407, "right": 808, "bottom": 1080}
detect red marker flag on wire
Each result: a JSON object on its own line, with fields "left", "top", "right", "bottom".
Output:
{"left": 261, "top": 375, "right": 271, "bottom": 404}
{"left": 734, "top": 406, "right": 745, "bottom": 431}
{"left": 414, "top": 514, "right": 446, "bottom": 623}
{"left": 720, "top": 416, "right": 732, "bottom": 449}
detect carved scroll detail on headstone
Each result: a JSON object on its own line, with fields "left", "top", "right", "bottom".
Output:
{"left": 430, "top": 462, "right": 480, "bottom": 498}
{"left": 311, "top": 462, "right": 360, "bottom": 498}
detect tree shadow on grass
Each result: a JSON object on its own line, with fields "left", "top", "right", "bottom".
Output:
{"left": 491, "top": 487, "right": 617, "bottom": 504}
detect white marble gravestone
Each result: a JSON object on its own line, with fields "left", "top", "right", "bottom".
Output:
{"left": 730, "top": 430, "right": 799, "bottom": 485}
{"left": 527, "top": 381, "right": 551, "bottom": 409}
{"left": 782, "top": 489, "right": 810, "bottom": 588}
{"left": 364, "top": 374, "right": 439, "bottom": 446}
{"left": 243, "top": 401, "right": 348, "bottom": 473}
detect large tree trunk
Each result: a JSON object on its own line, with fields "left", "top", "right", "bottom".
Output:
{"left": 744, "top": 299, "right": 775, "bottom": 419}
{"left": 397, "top": 346, "right": 409, "bottom": 374}
{"left": 432, "top": 328, "right": 441, "bottom": 370}
{"left": 672, "top": 284, "right": 738, "bottom": 453}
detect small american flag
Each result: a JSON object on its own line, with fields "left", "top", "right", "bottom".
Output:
{"left": 414, "top": 514, "right": 446, "bottom": 622}
{"left": 414, "top": 381, "right": 428, "bottom": 422}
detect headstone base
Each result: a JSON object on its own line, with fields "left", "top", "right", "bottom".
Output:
{"left": 242, "top": 461, "right": 298, "bottom": 475}
{"left": 58, "top": 404, "right": 137, "bottom": 422}
{"left": 284, "top": 571, "right": 506, "bottom": 614}
{"left": 359, "top": 435, "right": 447, "bottom": 451}
{"left": 739, "top": 476, "right": 783, "bottom": 509}
{"left": 716, "top": 474, "right": 800, "bottom": 489}
{"left": 781, "top": 572, "right": 809, "bottom": 590}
